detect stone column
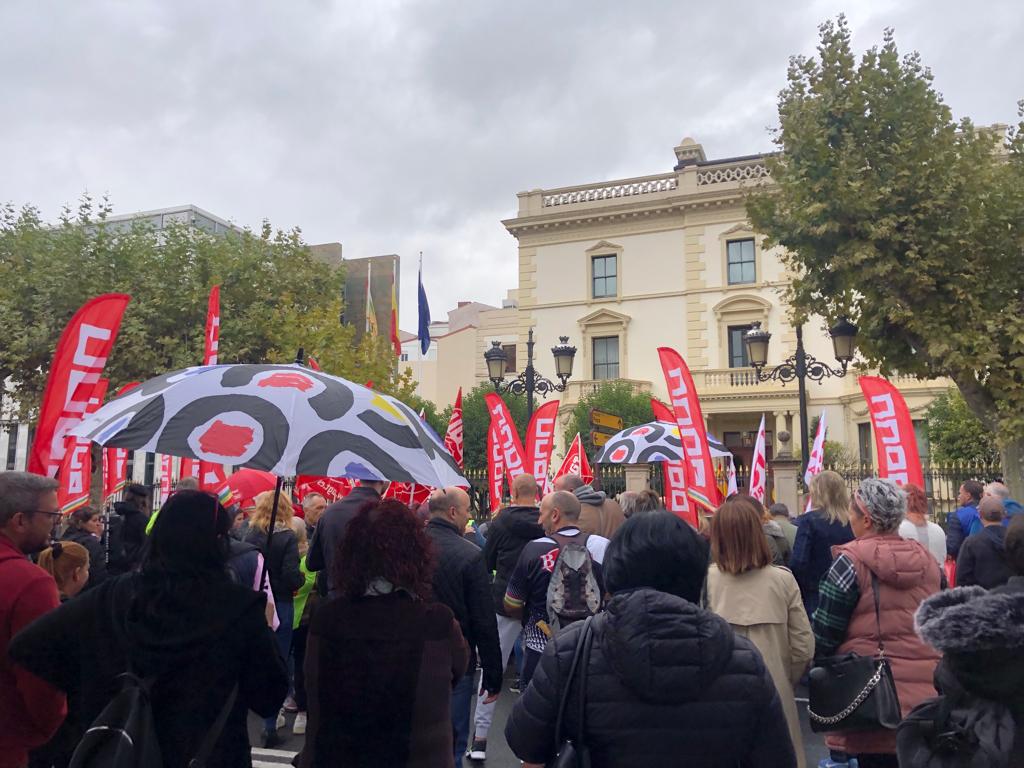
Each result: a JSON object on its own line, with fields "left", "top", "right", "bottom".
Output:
{"left": 624, "top": 464, "right": 650, "bottom": 493}
{"left": 770, "top": 428, "right": 801, "bottom": 516}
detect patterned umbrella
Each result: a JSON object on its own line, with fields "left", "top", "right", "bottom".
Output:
{"left": 595, "top": 420, "right": 731, "bottom": 464}
{"left": 71, "top": 364, "right": 467, "bottom": 487}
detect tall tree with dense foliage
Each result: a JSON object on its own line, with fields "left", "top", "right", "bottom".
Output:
{"left": 0, "top": 196, "right": 411, "bottom": 418}
{"left": 746, "top": 17, "right": 1024, "bottom": 493}
{"left": 926, "top": 389, "right": 1000, "bottom": 465}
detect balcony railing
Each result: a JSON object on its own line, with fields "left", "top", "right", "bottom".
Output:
{"left": 692, "top": 368, "right": 793, "bottom": 395}
{"left": 562, "top": 378, "right": 652, "bottom": 405}
{"left": 542, "top": 175, "right": 677, "bottom": 208}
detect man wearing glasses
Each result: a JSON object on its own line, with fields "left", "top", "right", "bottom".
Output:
{"left": 0, "top": 471, "right": 67, "bottom": 768}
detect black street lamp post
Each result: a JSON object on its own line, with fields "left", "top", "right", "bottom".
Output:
{"left": 485, "top": 329, "right": 577, "bottom": 420}
{"left": 744, "top": 318, "right": 858, "bottom": 477}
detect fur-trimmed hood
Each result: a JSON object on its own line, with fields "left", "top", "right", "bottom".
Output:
{"left": 916, "top": 584, "right": 1024, "bottom": 653}
{"left": 916, "top": 580, "right": 1024, "bottom": 706}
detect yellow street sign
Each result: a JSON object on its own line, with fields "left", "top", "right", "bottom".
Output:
{"left": 589, "top": 409, "right": 623, "bottom": 431}
{"left": 591, "top": 430, "right": 611, "bottom": 447}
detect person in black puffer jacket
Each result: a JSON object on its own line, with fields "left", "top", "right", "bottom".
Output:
{"left": 60, "top": 507, "right": 108, "bottom": 590}
{"left": 506, "top": 511, "right": 796, "bottom": 768}
{"left": 110, "top": 484, "right": 152, "bottom": 575}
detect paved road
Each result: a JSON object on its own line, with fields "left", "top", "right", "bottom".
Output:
{"left": 249, "top": 671, "right": 829, "bottom": 767}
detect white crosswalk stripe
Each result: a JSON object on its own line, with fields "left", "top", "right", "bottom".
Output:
{"left": 251, "top": 746, "right": 298, "bottom": 765}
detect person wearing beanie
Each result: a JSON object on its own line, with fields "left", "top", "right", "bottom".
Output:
{"left": 956, "top": 496, "right": 1012, "bottom": 590}
{"left": 811, "top": 478, "right": 942, "bottom": 765}
{"left": 505, "top": 511, "right": 796, "bottom": 768}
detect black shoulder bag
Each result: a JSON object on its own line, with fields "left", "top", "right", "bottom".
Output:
{"left": 550, "top": 615, "right": 595, "bottom": 768}
{"left": 808, "top": 571, "right": 902, "bottom": 733}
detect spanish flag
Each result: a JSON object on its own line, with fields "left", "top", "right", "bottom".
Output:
{"left": 390, "top": 262, "right": 401, "bottom": 356}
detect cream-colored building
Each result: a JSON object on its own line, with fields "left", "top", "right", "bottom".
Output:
{"left": 497, "top": 137, "right": 948, "bottom": 473}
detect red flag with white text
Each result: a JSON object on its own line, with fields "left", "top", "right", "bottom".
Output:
{"left": 295, "top": 475, "right": 356, "bottom": 504}
{"left": 657, "top": 347, "right": 722, "bottom": 512}
{"left": 485, "top": 393, "right": 527, "bottom": 480}
{"left": 159, "top": 454, "right": 173, "bottom": 499}
{"left": 58, "top": 379, "right": 108, "bottom": 513}
{"left": 444, "top": 388, "right": 464, "bottom": 468}
{"left": 651, "top": 398, "right": 696, "bottom": 526}
{"left": 204, "top": 284, "right": 220, "bottom": 365}
{"left": 525, "top": 400, "right": 559, "bottom": 494}
{"left": 487, "top": 421, "right": 505, "bottom": 512}
{"left": 554, "top": 433, "right": 593, "bottom": 485}
{"left": 103, "top": 382, "right": 140, "bottom": 500}
{"left": 858, "top": 376, "right": 924, "bottom": 487}
{"left": 804, "top": 410, "right": 828, "bottom": 512}
{"left": 28, "top": 293, "right": 131, "bottom": 477}
{"left": 749, "top": 415, "right": 768, "bottom": 503}
{"left": 179, "top": 458, "right": 201, "bottom": 483}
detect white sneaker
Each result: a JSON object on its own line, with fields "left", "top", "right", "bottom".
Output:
{"left": 293, "top": 711, "right": 307, "bottom": 735}
{"left": 276, "top": 711, "right": 287, "bottom": 730}
{"left": 467, "top": 738, "right": 487, "bottom": 760}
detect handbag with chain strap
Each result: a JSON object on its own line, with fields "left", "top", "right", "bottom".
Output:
{"left": 808, "top": 571, "right": 902, "bottom": 733}
{"left": 550, "top": 615, "right": 595, "bottom": 768}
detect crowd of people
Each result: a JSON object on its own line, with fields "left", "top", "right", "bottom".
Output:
{"left": 2, "top": 466, "right": 1024, "bottom": 768}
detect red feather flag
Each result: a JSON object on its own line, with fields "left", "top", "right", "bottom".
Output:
{"left": 58, "top": 379, "right": 108, "bottom": 514}
{"left": 443, "top": 388, "right": 464, "bottom": 468}
{"left": 859, "top": 376, "right": 924, "bottom": 487}
{"left": 28, "top": 294, "right": 131, "bottom": 477}
{"left": 525, "top": 400, "right": 559, "bottom": 494}
{"left": 651, "top": 398, "right": 696, "bottom": 526}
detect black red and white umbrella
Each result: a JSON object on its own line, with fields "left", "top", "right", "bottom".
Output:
{"left": 71, "top": 364, "right": 467, "bottom": 488}
{"left": 595, "top": 420, "right": 731, "bottom": 464}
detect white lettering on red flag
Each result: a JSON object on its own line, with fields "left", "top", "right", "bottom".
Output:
{"left": 859, "top": 376, "right": 923, "bottom": 487}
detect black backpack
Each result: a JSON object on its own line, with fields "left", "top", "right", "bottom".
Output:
{"left": 897, "top": 689, "right": 1017, "bottom": 768}
{"left": 69, "top": 670, "right": 236, "bottom": 768}
{"left": 545, "top": 532, "right": 602, "bottom": 633}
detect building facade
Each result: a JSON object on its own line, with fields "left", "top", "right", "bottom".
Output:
{"left": 498, "top": 137, "right": 948, "bottom": 471}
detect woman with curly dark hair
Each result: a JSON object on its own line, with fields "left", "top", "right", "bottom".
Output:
{"left": 298, "top": 499, "right": 468, "bottom": 768}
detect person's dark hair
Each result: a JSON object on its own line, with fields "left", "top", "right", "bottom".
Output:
{"left": 333, "top": 500, "right": 434, "bottom": 601}
{"left": 1005, "top": 515, "right": 1024, "bottom": 576}
{"left": 559, "top": 474, "right": 585, "bottom": 492}
{"left": 711, "top": 496, "right": 774, "bottom": 575}
{"left": 962, "top": 480, "right": 984, "bottom": 503}
{"left": 604, "top": 511, "right": 710, "bottom": 604}
{"left": 768, "top": 502, "right": 790, "bottom": 519}
{"left": 144, "top": 490, "right": 231, "bottom": 579}
{"left": 67, "top": 507, "right": 99, "bottom": 530}
{"left": 126, "top": 483, "right": 151, "bottom": 499}
{"left": 0, "top": 471, "right": 59, "bottom": 527}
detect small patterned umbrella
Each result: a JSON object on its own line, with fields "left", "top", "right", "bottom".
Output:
{"left": 595, "top": 420, "right": 731, "bottom": 464}
{"left": 72, "top": 363, "right": 466, "bottom": 488}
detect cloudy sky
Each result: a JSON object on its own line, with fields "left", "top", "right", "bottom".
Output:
{"left": 2, "top": 0, "right": 1021, "bottom": 331}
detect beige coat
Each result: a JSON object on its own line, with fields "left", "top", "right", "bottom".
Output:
{"left": 707, "top": 564, "right": 814, "bottom": 768}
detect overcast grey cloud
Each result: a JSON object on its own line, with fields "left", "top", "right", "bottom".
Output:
{"left": 1, "top": 0, "right": 1021, "bottom": 329}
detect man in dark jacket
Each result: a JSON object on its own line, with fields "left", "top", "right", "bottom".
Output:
{"left": 946, "top": 480, "right": 984, "bottom": 559}
{"left": 471, "top": 473, "right": 542, "bottom": 760}
{"left": 505, "top": 511, "right": 796, "bottom": 768}
{"left": 424, "top": 487, "right": 502, "bottom": 767}
{"left": 554, "top": 474, "right": 625, "bottom": 539}
{"left": 109, "top": 483, "right": 152, "bottom": 575}
{"left": 957, "top": 496, "right": 1012, "bottom": 589}
{"left": 307, "top": 481, "right": 385, "bottom": 597}
{"left": 0, "top": 471, "right": 66, "bottom": 768}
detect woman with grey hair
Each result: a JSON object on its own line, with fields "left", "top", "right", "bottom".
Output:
{"left": 811, "top": 478, "right": 942, "bottom": 767}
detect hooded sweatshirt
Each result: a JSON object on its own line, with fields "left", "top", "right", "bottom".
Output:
{"left": 506, "top": 588, "right": 796, "bottom": 768}
{"left": 957, "top": 524, "right": 1012, "bottom": 590}
{"left": 0, "top": 534, "right": 65, "bottom": 768}
{"left": 9, "top": 572, "right": 287, "bottom": 768}
{"left": 573, "top": 484, "right": 626, "bottom": 540}
{"left": 483, "top": 505, "right": 544, "bottom": 615}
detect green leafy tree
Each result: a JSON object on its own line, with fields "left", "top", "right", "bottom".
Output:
{"left": 746, "top": 17, "right": 1024, "bottom": 494}
{"left": 459, "top": 383, "right": 529, "bottom": 471}
{"left": 926, "top": 389, "right": 1000, "bottom": 464}
{"left": 0, "top": 196, "right": 410, "bottom": 416}
{"left": 564, "top": 381, "right": 656, "bottom": 457}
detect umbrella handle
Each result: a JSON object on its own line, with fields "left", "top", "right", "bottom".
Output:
{"left": 258, "top": 476, "right": 284, "bottom": 598}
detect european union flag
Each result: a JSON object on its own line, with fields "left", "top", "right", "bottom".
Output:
{"left": 417, "top": 258, "right": 431, "bottom": 355}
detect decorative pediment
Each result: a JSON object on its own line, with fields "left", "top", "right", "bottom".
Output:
{"left": 578, "top": 307, "right": 631, "bottom": 330}
{"left": 712, "top": 294, "right": 772, "bottom": 319}
{"left": 719, "top": 223, "right": 755, "bottom": 239}
{"left": 584, "top": 240, "right": 623, "bottom": 254}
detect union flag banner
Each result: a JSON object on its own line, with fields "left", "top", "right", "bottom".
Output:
{"left": 58, "top": 379, "right": 108, "bottom": 514}
{"left": 204, "top": 284, "right": 220, "bottom": 365}
{"left": 443, "top": 388, "right": 464, "bottom": 468}
{"left": 804, "top": 410, "right": 828, "bottom": 512}
{"left": 28, "top": 293, "right": 131, "bottom": 477}
{"left": 859, "top": 376, "right": 923, "bottom": 487}
{"left": 651, "top": 398, "right": 696, "bottom": 526}
{"left": 485, "top": 393, "right": 526, "bottom": 480}
{"left": 487, "top": 421, "right": 504, "bottom": 513}
{"left": 553, "top": 433, "right": 593, "bottom": 485}
{"left": 657, "top": 347, "right": 722, "bottom": 512}
{"left": 295, "top": 475, "right": 356, "bottom": 503}
{"left": 159, "top": 454, "right": 173, "bottom": 498}
{"left": 525, "top": 400, "right": 559, "bottom": 495}
{"left": 749, "top": 415, "right": 768, "bottom": 503}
